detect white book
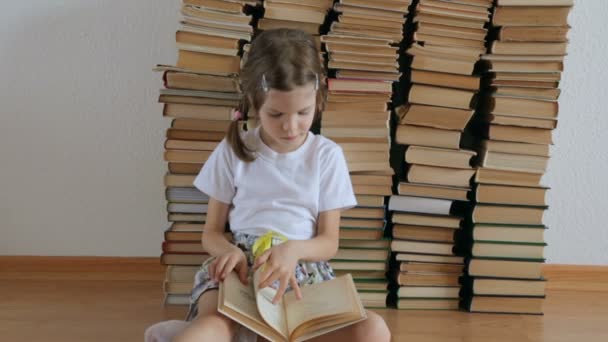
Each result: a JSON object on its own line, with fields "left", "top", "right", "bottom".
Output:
{"left": 159, "top": 88, "right": 241, "bottom": 100}
{"left": 397, "top": 286, "right": 460, "bottom": 299}
{"left": 167, "top": 203, "right": 209, "bottom": 214}
{"left": 166, "top": 187, "right": 209, "bottom": 203}
{"left": 388, "top": 195, "right": 453, "bottom": 215}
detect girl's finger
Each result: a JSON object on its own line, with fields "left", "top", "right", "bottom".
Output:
{"left": 213, "top": 256, "right": 229, "bottom": 281}
{"left": 289, "top": 276, "right": 302, "bottom": 300}
{"left": 258, "top": 265, "right": 274, "bottom": 289}
{"left": 257, "top": 261, "right": 276, "bottom": 286}
{"left": 253, "top": 250, "right": 271, "bottom": 270}
{"left": 272, "top": 276, "right": 289, "bottom": 305}
{"left": 236, "top": 261, "right": 249, "bottom": 285}
{"left": 221, "top": 256, "right": 240, "bottom": 280}
{"left": 259, "top": 267, "right": 281, "bottom": 290}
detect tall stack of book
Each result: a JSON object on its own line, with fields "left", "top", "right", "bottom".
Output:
{"left": 317, "top": 0, "right": 410, "bottom": 309}
{"left": 156, "top": 0, "right": 258, "bottom": 306}
{"left": 389, "top": 0, "right": 493, "bottom": 310}
{"left": 259, "top": 0, "right": 333, "bottom": 40}
{"left": 241, "top": 0, "right": 333, "bottom": 79}
{"left": 462, "top": 0, "right": 573, "bottom": 315}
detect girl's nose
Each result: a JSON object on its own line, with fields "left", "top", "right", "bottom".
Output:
{"left": 282, "top": 114, "right": 298, "bottom": 131}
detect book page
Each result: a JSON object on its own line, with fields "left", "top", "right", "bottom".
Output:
{"left": 222, "top": 272, "right": 263, "bottom": 324}
{"left": 219, "top": 272, "right": 286, "bottom": 342}
{"left": 284, "top": 274, "right": 363, "bottom": 337}
{"left": 253, "top": 269, "right": 289, "bottom": 339}
{"left": 291, "top": 315, "right": 367, "bottom": 342}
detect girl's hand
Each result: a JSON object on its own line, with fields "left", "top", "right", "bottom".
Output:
{"left": 253, "top": 241, "right": 303, "bottom": 304}
{"left": 208, "top": 247, "right": 249, "bottom": 285}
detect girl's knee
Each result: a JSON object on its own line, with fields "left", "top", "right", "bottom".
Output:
{"left": 358, "top": 311, "right": 391, "bottom": 341}
{"left": 144, "top": 320, "right": 189, "bottom": 342}
{"left": 199, "top": 313, "right": 236, "bottom": 327}
{"left": 172, "top": 314, "right": 237, "bottom": 342}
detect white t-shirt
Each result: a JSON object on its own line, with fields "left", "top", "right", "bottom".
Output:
{"left": 193, "top": 126, "right": 357, "bottom": 240}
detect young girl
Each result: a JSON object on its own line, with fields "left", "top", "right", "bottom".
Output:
{"left": 146, "top": 28, "right": 391, "bottom": 342}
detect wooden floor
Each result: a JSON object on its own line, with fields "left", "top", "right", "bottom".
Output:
{"left": 1, "top": 257, "right": 608, "bottom": 342}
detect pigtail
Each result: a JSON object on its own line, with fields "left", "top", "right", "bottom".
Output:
{"left": 226, "top": 100, "right": 255, "bottom": 162}
{"left": 315, "top": 76, "right": 327, "bottom": 123}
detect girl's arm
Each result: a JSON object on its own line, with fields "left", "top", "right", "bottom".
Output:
{"left": 202, "top": 197, "right": 249, "bottom": 284}
{"left": 288, "top": 208, "right": 341, "bottom": 262}
{"left": 201, "top": 197, "right": 239, "bottom": 256}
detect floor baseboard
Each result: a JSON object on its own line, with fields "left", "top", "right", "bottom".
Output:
{"left": 544, "top": 264, "right": 608, "bottom": 292}
{"left": 2, "top": 256, "right": 607, "bottom": 291}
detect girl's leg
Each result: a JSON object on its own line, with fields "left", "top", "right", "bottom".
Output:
{"left": 144, "top": 320, "right": 189, "bottom": 342}
{"left": 308, "top": 310, "right": 391, "bottom": 342}
{"left": 171, "top": 289, "right": 239, "bottom": 342}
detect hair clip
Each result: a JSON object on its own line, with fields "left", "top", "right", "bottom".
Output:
{"left": 314, "top": 73, "right": 319, "bottom": 91}
{"left": 232, "top": 109, "right": 243, "bottom": 121}
{"left": 261, "top": 74, "right": 269, "bottom": 92}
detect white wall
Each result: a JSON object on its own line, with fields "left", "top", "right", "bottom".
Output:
{"left": 1, "top": 1, "right": 606, "bottom": 264}
{"left": 544, "top": 1, "right": 608, "bottom": 265}
{"left": 0, "top": 0, "right": 178, "bottom": 256}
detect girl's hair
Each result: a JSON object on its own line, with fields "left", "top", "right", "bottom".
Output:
{"left": 226, "top": 28, "right": 327, "bottom": 162}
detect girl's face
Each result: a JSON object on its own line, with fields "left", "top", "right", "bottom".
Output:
{"left": 257, "top": 83, "right": 316, "bottom": 154}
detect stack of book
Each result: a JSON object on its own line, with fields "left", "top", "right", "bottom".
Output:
{"left": 259, "top": 0, "right": 333, "bottom": 41}
{"left": 462, "top": 0, "right": 573, "bottom": 315}
{"left": 251, "top": 1, "right": 333, "bottom": 69}
{"left": 389, "top": 0, "right": 493, "bottom": 310}
{"left": 156, "top": 0, "right": 258, "bottom": 306}
{"left": 319, "top": 0, "right": 411, "bottom": 308}
{"left": 388, "top": 189, "right": 467, "bottom": 310}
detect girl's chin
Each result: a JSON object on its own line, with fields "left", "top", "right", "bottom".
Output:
{"left": 276, "top": 135, "right": 305, "bottom": 151}
{"left": 280, "top": 132, "right": 305, "bottom": 142}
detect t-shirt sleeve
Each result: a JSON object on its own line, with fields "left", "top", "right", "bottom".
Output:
{"left": 319, "top": 145, "right": 358, "bottom": 212}
{"left": 193, "top": 139, "right": 235, "bottom": 204}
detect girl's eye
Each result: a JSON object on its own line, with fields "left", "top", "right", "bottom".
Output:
{"left": 268, "top": 110, "right": 312, "bottom": 117}
{"left": 299, "top": 108, "right": 315, "bottom": 115}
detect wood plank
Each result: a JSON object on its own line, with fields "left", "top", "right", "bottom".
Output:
{"left": 1, "top": 257, "right": 608, "bottom": 341}
{"left": 544, "top": 264, "right": 608, "bottom": 292}
{"left": 4, "top": 257, "right": 604, "bottom": 287}
{"left": 0, "top": 256, "right": 163, "bottom": 281}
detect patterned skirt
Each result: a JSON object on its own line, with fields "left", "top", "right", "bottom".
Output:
{"left": 185, "top": 232, "right": 335, "bottom": 322}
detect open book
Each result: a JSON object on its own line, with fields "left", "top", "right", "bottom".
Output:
{"left": 218, "top": 270, "right": 367, "bottom": 342}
